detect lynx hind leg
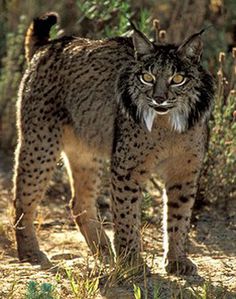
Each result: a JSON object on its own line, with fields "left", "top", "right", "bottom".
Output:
{"left": 14, "top": 124, "right": 62, "bottom": 268}
{"left": 63, "top": 126, "right": 112, "bottom": 262}
{"left": 162, "top": 156, "right": 202, "bottom": 275}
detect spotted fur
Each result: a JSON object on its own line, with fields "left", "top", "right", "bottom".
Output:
{"left": 13, "top": 13, "right": 214, "bottom": 274}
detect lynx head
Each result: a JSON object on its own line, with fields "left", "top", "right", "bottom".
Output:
{"left": 116, "top": 25, "right": 214, "bottom": 132}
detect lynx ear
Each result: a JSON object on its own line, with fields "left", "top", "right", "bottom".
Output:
{"left": 130, "top": 21, "right": 154, "bottom": 58}
{"left": 177, "top": 29, "right": 204, "bottom": 62}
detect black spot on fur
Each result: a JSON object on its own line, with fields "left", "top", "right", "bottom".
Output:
{"left": 168, "top": 202, "right": 180, "bottom": 209}
{"left": 131, "top": 197, "right": 138, "bottom": 203}
{"left": 179, "top": 196, "right": 189, "bottom": 203}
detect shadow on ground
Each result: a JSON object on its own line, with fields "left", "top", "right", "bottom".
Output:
{"left": 0, "top": 150, "right": 235, "bottom": 298}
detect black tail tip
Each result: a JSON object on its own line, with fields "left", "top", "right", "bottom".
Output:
{"left": 34, "top": 12, "right": 59, "bottom": 29}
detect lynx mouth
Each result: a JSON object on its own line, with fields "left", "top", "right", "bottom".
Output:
{"left": 148, "top": 98, "right": 175, "bottom": 115}
{"left": 154, "top": 105, "right": 174, "bottom": 115}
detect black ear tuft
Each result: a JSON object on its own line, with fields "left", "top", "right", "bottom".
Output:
{"left": 177, "top": 29, "right": 205, "bottom": 62}
{"left": 130, "top": 21, "right": 154, "bottom": 58}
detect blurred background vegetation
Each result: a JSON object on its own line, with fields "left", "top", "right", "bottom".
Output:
{"left": 0, "top": 0, "right": 235, "bottom": 207}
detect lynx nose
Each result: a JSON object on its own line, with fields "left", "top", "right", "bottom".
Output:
{"left": 154, "top": 79, "right": 168, "bottom": 104}
{"left": 155, "top": 96, "right": 166, "bottom": 104}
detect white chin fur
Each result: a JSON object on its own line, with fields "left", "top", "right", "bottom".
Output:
{"left": 169, "top": 109, "right": 188, "bottom": 133}
{"left": 142, "top": 107, "right": 156, "bottom": 132}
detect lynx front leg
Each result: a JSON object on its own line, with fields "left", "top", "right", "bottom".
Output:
{"left": 162, "top": 157, "right": 202, "bottom": 275}
{"left": 111, "top": 169, "right": 142, "bottom": 265}
{"left": 110, "top": 139, "right": 153, "bottom": 271}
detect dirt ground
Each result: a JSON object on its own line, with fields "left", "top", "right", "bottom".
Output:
{"left": 0, "top": 152, "right": 235, "bottom": 299}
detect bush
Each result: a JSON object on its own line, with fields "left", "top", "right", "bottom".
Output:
{"left": 0, "top": 15, "right": 27, "bottom": 152}
{"left": 199, "top": 50, "right": 236, "bottom": 205}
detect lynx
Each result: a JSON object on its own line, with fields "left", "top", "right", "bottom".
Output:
{"left": 13, "top": 13, "right": 214, "bottom": 275}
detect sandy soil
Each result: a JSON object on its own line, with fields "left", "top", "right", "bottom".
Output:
{"left": 0, "top": 153, "right": 235, "bottom": 299}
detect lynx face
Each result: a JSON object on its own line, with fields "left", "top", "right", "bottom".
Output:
{"left": 117, "top": 30, "right": 214, "bottom": 133}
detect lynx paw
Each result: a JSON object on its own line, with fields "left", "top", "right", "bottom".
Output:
{"left": 19, "top": 250, "right": 53, "bottom": 269}
{"left": 165, "top": 257, "right": 197, "bottom": 276}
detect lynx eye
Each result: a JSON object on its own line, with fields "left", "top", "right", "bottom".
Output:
{"left": 140, "top": 73, "right": 155, "bottom": 85}
{"left": 171, "top": 74, "right": 186, "bottom": 86}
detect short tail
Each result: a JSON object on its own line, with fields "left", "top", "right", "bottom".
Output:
{"left": 25, "top": 12, "right": 59, "bottom": 63}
